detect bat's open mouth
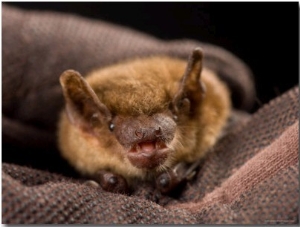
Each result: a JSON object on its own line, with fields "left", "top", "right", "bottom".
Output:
{"left": 131, "top": 140, "right": 168, "bottom": 153}
{"left": 127, "top": 140, "right": 170, "bottom": 169}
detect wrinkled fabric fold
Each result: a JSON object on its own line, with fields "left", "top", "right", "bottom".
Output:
{"left": 2, "top": 5, "right": 298, "bottom": 224}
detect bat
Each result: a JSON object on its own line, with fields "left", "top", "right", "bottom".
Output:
{"left": 58, "top": 48, "right": 231, "bottom": 194}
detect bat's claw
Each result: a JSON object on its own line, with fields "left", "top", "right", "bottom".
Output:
{"left": 84, "top": 180, "right": 100, "bottom": 188}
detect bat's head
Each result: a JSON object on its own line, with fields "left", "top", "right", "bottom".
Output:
{"left": 59, "top": 48, "right": 207, "bottom": 177}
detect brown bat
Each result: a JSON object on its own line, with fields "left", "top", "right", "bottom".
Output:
{"left": 58, "top": 48, "right": 231, "bottom": 194}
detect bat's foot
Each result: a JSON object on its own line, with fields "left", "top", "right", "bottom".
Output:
{"left": 155, "top": 167, "right": 181, "bottom": 194}
{"left": 90, "top": 170, "right": 129, "bottom": 194}
{"left": 155, "top": 160, "right": 202, "bottom": 194}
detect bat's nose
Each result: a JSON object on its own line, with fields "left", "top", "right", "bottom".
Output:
{"left": 113, "top": 113, "right": 176, "bottom": 148}
{"left": 134, "top": 127, "right": 162, "bottom": 141}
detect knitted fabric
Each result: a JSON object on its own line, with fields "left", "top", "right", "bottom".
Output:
{"left": 2, "top": 5, "right": 298, "bottom": 224}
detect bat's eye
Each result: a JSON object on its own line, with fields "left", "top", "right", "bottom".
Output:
{"left": 109, "top": 123, "right": 115, "bottom": 131}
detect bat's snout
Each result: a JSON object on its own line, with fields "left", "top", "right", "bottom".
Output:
{"left": 113, "top": 113, "right": 176, "bottom": 169}
{"left": 127, "top": 136, "right": 169, "bottom": 169}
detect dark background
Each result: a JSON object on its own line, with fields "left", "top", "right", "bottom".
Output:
{"left": 6, "top": 2, "right": 299, "bottom": 111}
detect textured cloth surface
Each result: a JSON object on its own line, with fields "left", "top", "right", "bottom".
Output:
{"left": 2, "top": 5, "right": 299, "bottom": 224}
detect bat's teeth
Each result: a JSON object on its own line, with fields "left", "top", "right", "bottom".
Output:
{"left": 129, "top": 144, "right": 139, "bottom": 153}
{"left": 155, "top": 141, "right": 160, "bottom": 149}
{"left": 130, "top": 140, "right": 167, "bottom": 154}
{"left": 136, "top": 144, "right": 141, "bottom": 152}
{"left": 156, "top": 140, "right": 167, "bottom": 150}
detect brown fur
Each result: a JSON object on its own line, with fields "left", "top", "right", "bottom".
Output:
{"left": 58, "top": 53, "right": 231, "bottom": 185}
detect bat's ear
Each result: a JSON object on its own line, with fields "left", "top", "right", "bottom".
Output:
{"left": 59, "top": 70, "right": 112, "bottom": 131}
{"left": 171, "top": 48, "right": 206, "bottom": 116}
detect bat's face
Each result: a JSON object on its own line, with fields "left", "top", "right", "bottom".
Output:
{"left": 58, "top": 49, "right": 225, "bottom": 181}
{"left": 111, "top": 113, "right": 176, "bottom": 169}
